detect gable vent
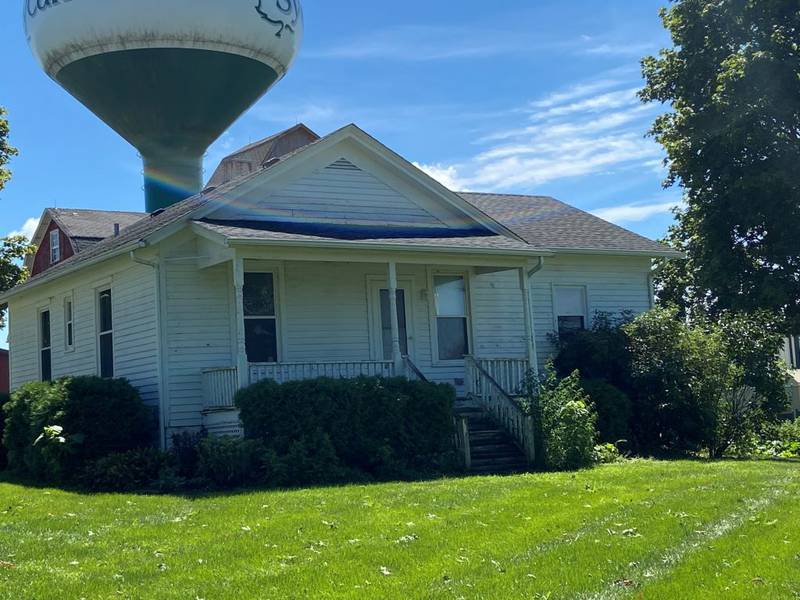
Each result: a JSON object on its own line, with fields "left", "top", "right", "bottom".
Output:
{"left": 326, "top": 158, "right": 361, "bottom": 172}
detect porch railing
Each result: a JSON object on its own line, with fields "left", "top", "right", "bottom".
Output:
{"left": 250, "top": 360, "right": 395, "bottom": 385}
{"left": 474, "top": 357, "right": 530, "bottom": 396}
{"left": 403, "top": 355, "right": 429, "bottom": 382}
{"left": 465, "top": 356, "right": 536, "bottom": 464}
{"left": 202, "top": 367, "right": 239, "bottom": 410}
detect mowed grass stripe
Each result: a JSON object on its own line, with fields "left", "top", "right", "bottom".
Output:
{"left": 636, "top": 473, "right": 800, "bottom": 600}
{"left": 425, "top": 462, "right": 795, "bottom": 599}
{"left": 0, "top": 461, "right": 796, "bottom": 599}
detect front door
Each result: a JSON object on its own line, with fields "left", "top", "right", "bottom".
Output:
{"left": 369, "top": 280, "right": 413, "bottom": 361}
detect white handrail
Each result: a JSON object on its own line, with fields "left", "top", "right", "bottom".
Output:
{"left": 465, "top": 356, "right": 536, "bottom": 464}
{"left": 475, "top": 357, "right": 529, "bottom": 396}
{"left": 249, "top": 360, "right": 395, "bottom": 385}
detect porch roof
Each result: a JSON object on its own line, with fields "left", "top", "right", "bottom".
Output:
{"left": 193, "top": 219, "right": 546, "bottom": 256}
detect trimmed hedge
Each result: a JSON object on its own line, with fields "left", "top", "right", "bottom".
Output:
{"left": 2, "top": 377, "right": 155, "bottom": 481}
{"left": 235, "top": 376, "right": 456, "bottom": 481}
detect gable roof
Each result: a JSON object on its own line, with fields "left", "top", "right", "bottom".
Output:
{"left": 206, "top": 124, "right": 320, "bottom": 189}
{"left": 2, "top": 124, "right": 678, "bottom": 302}
{"left": 24, "top": 208, "right": 148, "bottom": 269}
{"left": 459, "top": 193, "right": 673, "bottom": 255}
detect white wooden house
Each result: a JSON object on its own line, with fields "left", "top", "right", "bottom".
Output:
{"left": 1, "top": 124, "right": 679, "bottom": 449}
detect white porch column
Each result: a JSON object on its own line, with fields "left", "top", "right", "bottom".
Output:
{"left": 233, "top": 257, "right": 249, "bottom": 388}
{"left": 388, "top": 261, "right": 405, "bottom": 375}
{"left": 519, "top": 266, "right": 538, "bottom": 376}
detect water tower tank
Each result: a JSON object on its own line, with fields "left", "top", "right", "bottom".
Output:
{"left": 25, "top": 0, "right": 303, "bottom": 212}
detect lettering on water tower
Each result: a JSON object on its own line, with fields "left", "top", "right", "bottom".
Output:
{"left": 25, "top": 0, "right": 73, "bottom": 19}
{"left": 254, "top": 0, "right": 301, "bottom": 37}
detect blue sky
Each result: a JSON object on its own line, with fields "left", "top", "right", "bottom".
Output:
{"left": 0, "top": 0, "right": 681, "bottom": 348}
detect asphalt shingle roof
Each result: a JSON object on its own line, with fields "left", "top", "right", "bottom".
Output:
{"left": 458, "top": 193, "right": 672, "bottom": 254}
{"left": 195, "top": 220, "right": 539, "bottom": 253}
{"left": 52, "top": 208, "right": 147, "bottom": 242}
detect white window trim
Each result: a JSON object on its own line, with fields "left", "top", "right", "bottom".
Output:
{"left": 96, "top": 286, "right": 115, "bottom": 378}
{"left": 38, "top": 305, "right": 52, "bottom": 381}
{"left": 428, "top": 268, "right": 472, "bottom": 366}
{"left": 49, "top": 229, "right": 60, "bottom": 264}
{"left": 551, "top": 284, "right": 589, "bottom": 334}
{"left": 64, "top": 293, "right": 75, "bottom": 352}
{"left": 242, "top": 267, "right": 282, "bottom": 365}
{"left": 365, "top": 274, "right": 416, "bottom": 362}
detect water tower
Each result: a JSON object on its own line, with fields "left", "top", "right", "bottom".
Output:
{"left": 25, "top": 0, "right": 303, "bottom": 212}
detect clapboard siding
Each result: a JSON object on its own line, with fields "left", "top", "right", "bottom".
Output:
{"left": 209, "top": 158, "right": 447, "bottom": 226}
{"left": 531, "top": 254, "right": 652, "bottom": 368}
{"left": 7, "top": 257, "right": 160, "bottom": 409}
{"left": 163, "top": 241, "right": 233, "bottom": 428}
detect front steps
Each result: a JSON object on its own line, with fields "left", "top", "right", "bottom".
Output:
{"left": 456, "top": 406, "right": 529, "bottom": 475}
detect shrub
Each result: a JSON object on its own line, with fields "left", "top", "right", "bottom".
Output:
{"left": 2, "top": 377, "right": 154, "bottom": 481}
{"left": 0, "top": 393, "right": 8, "bottom": 470}
{"left": 531, "top": 366, "right": 597, "bottom": 471}
{"left": 197, "top": 436, "right": 281, "bottom": 488}
{"left": 81, "top": 448, "right": 171, "bottom": 491}
{"left": 170, "top": 430, "right": 205, "bottom": 478}
{"left": 579, "top": 379, "right": 631, "bottom": 444}
{"left": 757, "top": 418, "right": 800, "bottom": 458}
{"left": 592, "top": 443, "right": 623, "bottom": 464}
{"left": 235, "top": 376, "right": 456, "bottom": 483}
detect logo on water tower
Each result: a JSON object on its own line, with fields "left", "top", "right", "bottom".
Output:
{"left": 254, "top": 0, "right": 301, "bottom": 37}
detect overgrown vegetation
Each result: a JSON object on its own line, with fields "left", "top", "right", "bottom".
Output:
{"left": 3, "top": 377, "right": 154, "bottom": 482}
{"left": 1, "top": 375, "right": 458, "bottom": 492}
{"left": 524, "top": 366, "right": 597, "bottom": 471}
{"left": 553, "top": 308, "right": 790, "bottom": 458}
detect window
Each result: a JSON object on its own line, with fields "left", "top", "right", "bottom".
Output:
{"left": 49, "top": 229, "right": 60, "bottom": 264}
{"left": 40, "top": 310, "right": 51, "bottom": 381}
{"left": 64, "top": 296, "right": 74, "bottom": 350}
{"left": 434, "top": 275, "right": 469, "bottom": 360}
{"left": 243, "top": 272, "right": 278, "bottom": 363}
{"left": 379, "top": 288, "right": 408, "bottom": 360}
{"left": 98, "top": 289, "right": 113, "bottom": 378}
{"left": 790, "top": 335, "right": 800, "bottom": 370}
{"left": 554, "top": 286, "right": 587, "bottom": 337}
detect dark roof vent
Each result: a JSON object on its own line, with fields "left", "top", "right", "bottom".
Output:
{"left": 150, "top": 208, "right": 166, "bottom": 218}
{"left": 113, "top": 223, "right": 120, "bottom": 236}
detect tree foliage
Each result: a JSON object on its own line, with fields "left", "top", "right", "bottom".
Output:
{"left": 641, "top": 0, "right": 800, "bottom": 330}
{"left": 0, "top": 108, "right": 32, "bottom": 326}
{"left": 0, "top": 107, "right": 17, "bottom": 193}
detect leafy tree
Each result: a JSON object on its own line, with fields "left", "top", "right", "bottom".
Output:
{"left": 641, "top": 0, "right": 800, "bottom": 331}
{"left": 0, "top": 107, "right": 17, "bottom": 192}
{"left": 0, "top": 108, "right": 32, "bottom": 327}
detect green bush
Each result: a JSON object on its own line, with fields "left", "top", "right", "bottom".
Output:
{"left": 236, "top": 376, "right": 456, "bottom": 483}
{"left": 197, "top": 436, "right": 282, "bottom": 488}
{"left": 81, "top": 448, "right": 171, "bottom": 491}
{"left": 531, "top": 366, "right": 597, "bottom": 471}
{"left": 592, "top": 443, "right": 623, "bottom": 464}
{"left": 579, "top": 379, "right": 631, "bottom": 444}
{"left": 2, "top": 377, "right": 154, "bottom": 481}
{"left": 0, "top": 393, "right": 8, "bottom": 470}
{"left": 757, "top": 418, "right": 800, "bottom": 458}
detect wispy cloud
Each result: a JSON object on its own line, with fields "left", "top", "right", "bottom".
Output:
{"left": 8, "top": 217, "right": 39, "bottom": 240}
{"left": 583, "top": 42, "right": 657, "bottom": 57}
{"left": 592, "top": 200, "right": 681, "bottom": 224}
{"left": 419, "top": 73, "right": 662, "bottom": 193}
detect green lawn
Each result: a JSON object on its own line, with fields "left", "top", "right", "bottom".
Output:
{"left": 0, "top": 460, "right": 798, "bottom": 599}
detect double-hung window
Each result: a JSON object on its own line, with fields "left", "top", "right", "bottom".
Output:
{"left": 554, "top": 286, "right": 587, "bottom": 337}
{"left": 49, "top": 230, "right": 60, "bottom": 264}
{"left": 40, "top": 310, "right": 52, "bottom": 381}
{"left": 434, "top": 275, "right": 469, "bottom": 361}
{"left": 98, "top": 289, "right": 114, "bottom": 378}
{"left": 243, "top": 272, "right": 278, "bottom": 363}
{"left": 64, "top": 296, "right": 74, "bottom": 350}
